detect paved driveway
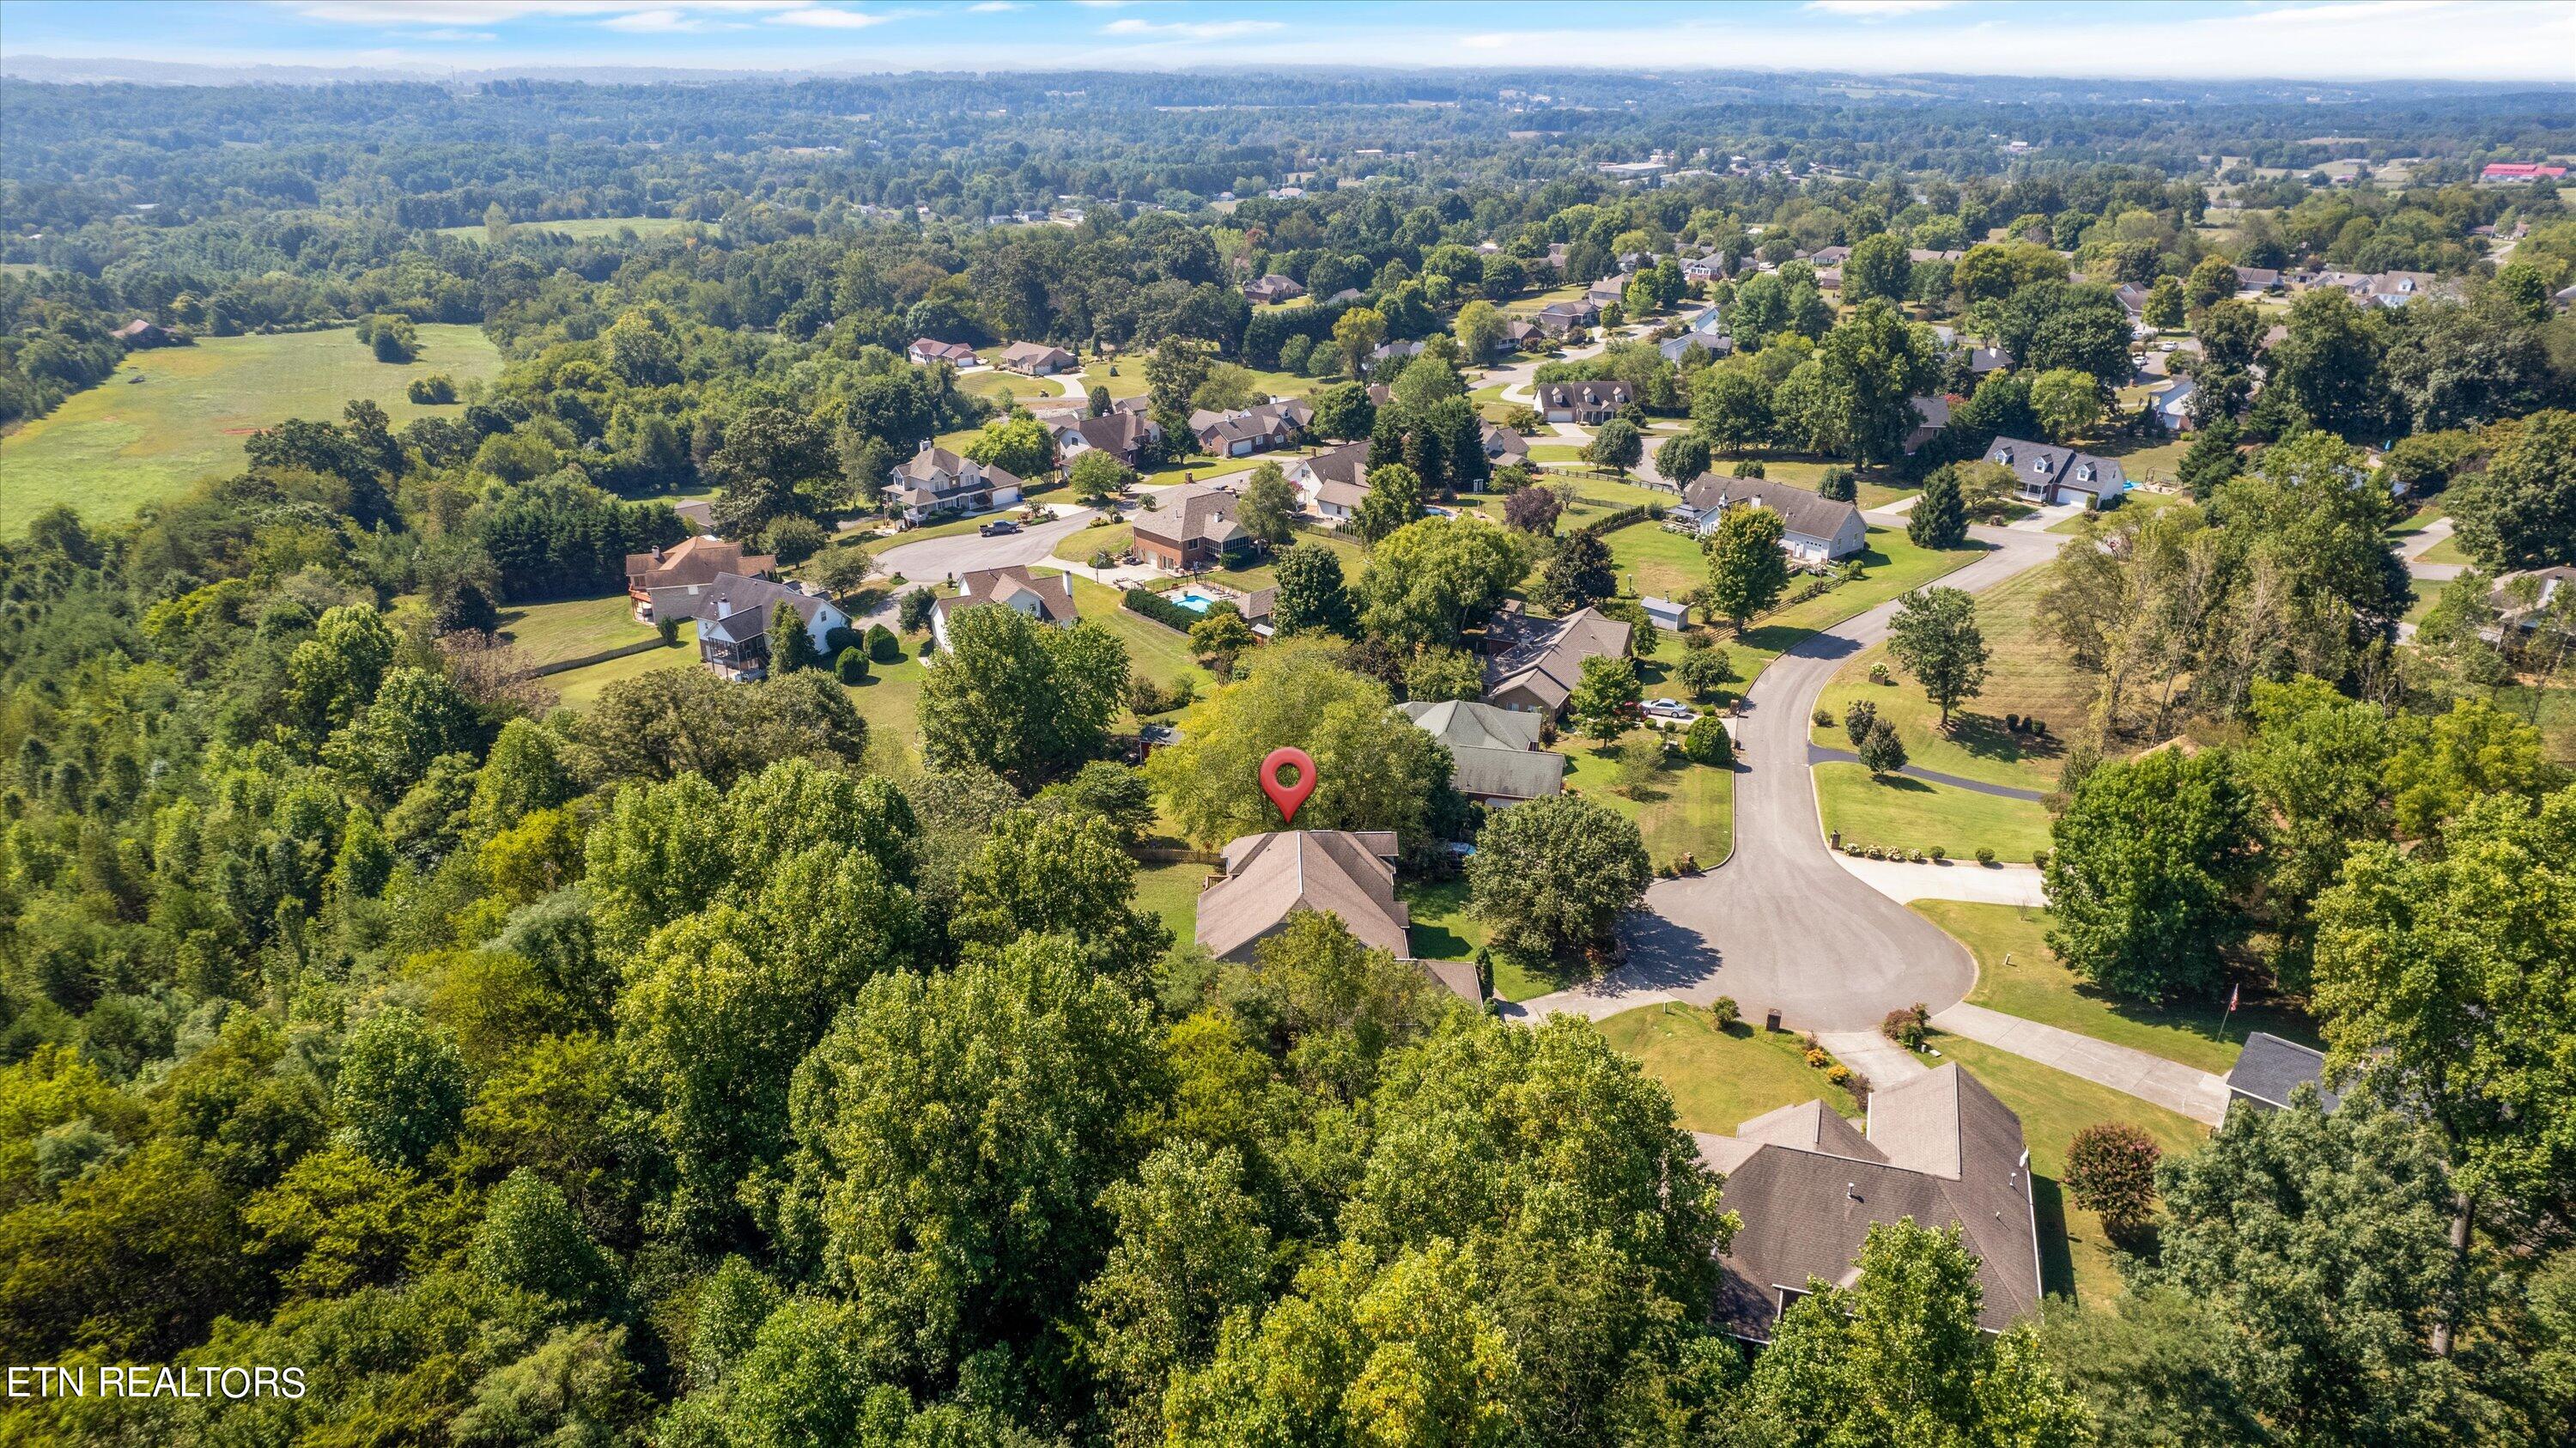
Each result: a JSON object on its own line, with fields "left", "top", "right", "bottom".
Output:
{"left": 1523, "top": 524, "right": 2061, "bottom": 1031}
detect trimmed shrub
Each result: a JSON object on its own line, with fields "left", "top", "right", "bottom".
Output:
{"left": 1824, "top": 1063, "right": 1854, "bottom": 1087}
{"left": 2032, "top": 848, "right": 2051, "bottom": 869}
{"left": 835, "top": 647, "right": 870, "bottom": 684}
{"left": 1682, "top": 714, "right": 1734, "bottom": 766}
{"left": 1813, "top": 707, "right": 1836, "bottom": 727}
{"left": 823, "top": 625, "right": 861, "bottom": 657}
{"left": 1880, "top": 1003, "right": 1929, "bottom": 1049}
{"left": 1928, "top": 844, "right": 1947, "bottom": 862}
{"left": 2065, "top": 1123, "right": 2163, "bottom": 1239}
{"left": 866, "top": 624, "right": 902, "bottom": 663}
{"left": 1708, "top": 996, "right": 1740, "bottom": 1029}
{"left": 1975, "top": 846, "right": 1997, "bottom": 866}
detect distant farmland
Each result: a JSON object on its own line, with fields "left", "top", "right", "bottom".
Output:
{"left": 0, "top": 324, "right": 501, "bottom": 533}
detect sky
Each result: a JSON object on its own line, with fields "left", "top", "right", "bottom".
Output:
{"left": 3, "top": 0, "right": 2573, "bottom": 84}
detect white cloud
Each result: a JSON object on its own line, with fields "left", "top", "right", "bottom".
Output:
{"left": 1102, "top": 16, "right": 1285, "bottom": 40}
{"left": 771, "top": 6, "right": 900, "bottom": 27}
{"left": 603, "top": 9, "right": 702, "bottom": 32}
{"left": 966, "top": 2, "right": 1022, "bottom": 9}
{"left": 417, "top": 27, "right": 501, "bottom": 40}
{"left": 295, "top": 0, "right": 800, "bottom": 24}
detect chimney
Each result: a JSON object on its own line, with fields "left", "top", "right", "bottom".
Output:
{"left": 715, "top": 594, "right": 732, "bottom": 620}
{"left": 651, "top": 543, "right": 664, "bottom": 563}
{"left": 918, "top": 438, "right": 933, "bottom": 454}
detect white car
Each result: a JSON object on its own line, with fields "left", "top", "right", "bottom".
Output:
{"left": 1643, "top": 698, "right": 1693, "bottom": 721}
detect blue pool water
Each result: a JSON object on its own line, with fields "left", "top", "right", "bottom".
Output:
{"left": 1174, "top": 591, "right": 1218, "bottom": 613}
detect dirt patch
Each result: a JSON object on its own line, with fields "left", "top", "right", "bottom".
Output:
{"left": 222, "top": 427, "right": 260, "bottom": 435}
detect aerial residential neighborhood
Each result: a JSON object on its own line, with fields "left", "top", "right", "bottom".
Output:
{"left": 1, "top": 3, "right": 2569, "bottom": 1443}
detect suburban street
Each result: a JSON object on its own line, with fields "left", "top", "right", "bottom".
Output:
{"left": 1522, "top": 520, "right": 2062, "bottom": 1031}
{"left": 854, "top": 507, "right": 1102, "bottom": 624}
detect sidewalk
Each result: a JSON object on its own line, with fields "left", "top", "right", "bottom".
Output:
{"left": 1929, "top": 1001, "right": 2230, "bottom": 1124}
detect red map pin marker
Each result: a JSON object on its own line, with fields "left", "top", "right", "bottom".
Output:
{"left": 1259, "top": 746, "right": 1317, "bottom": 826}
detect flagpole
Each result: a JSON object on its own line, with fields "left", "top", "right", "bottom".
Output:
{"left": 2219, "top": 982, "right": 2239, "bottom": 1043}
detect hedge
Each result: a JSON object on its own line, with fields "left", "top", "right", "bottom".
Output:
{"left": 1124, "top": 587, "right": 1200, "bottom": 633}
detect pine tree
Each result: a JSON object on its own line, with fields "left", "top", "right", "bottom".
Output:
{"left": 1908, "top": 466, "right": 1968, "bottom": 549}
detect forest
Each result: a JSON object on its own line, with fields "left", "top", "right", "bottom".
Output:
{"left": 1, "top": 64, "right": 2573, "bottom": 1447}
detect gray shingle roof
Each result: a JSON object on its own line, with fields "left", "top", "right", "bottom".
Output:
{"left": 1482, "top": 606, "right": 1633, "bottom": 714}
{"left": 2226, "top": 1031, "right": 2342, "bottom": 1111}
{"left": 1195, "top": 830, "right": 1409, "bottom": 962}
{"left": 1400, "top": 699, "right": 1567, "bottom": 801}
{"left": 1697, "top": 1064, "right": 2042, "bottom": 1341}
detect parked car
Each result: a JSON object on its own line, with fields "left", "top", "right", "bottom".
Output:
{"left": 1644, "top": 698, "right": 1693, "bottom": 721}
{"left": 978, "top": 519, "right": 1021, "bottom": 537}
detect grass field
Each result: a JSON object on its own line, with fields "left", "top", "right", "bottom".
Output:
{"left": 2421, "top": 531, "right": 2476, "bottom": 567}
{"left": 1596, "top": 1003, "right": 1865, "bottom": 1133}
{"left": 1912, "top": 900, "right": 2317, "bottom": 1075}
{"left": 1924, "top": 1032, "right": 2208, "bottom": 1304}
{"left": 1133, "top": 860, "right": 1215, "bottom": 946}
{"left": 1064, "top": 575, "right": 1211, "bottom": 695}
{"left": 547, "top": 626, "right": 698, "bottom": 709}
{"left": 2495, "top": 683, "right": 2576, "bottom": 764}
{"left": 1, "top": 324, "right": 502, "bottom": 533}
{"left": 436, "top": 216, "right": 707, "bottom": 241}
{"left": 1561, "top": 733, "right": 1735, "bottom": 870}
{"left": 1809, "top": 563, "right": 2093, "bottom": 793}
{"left": 496, "top": 593, "right": 652, "bottom": 670}
{"left": 1813, "top": 762, "right": 2054, "bottom": 861}
{"left": 2048, "top": 487, "right": 2190, "bottom": 534}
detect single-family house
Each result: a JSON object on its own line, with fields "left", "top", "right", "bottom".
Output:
{"left": 1696, "top": 1064, "right": 2043, "bottom": 1342}
{"left": 1194, "top": 830, "right": 1484, "bottom": 1006}
{"left": 2225, "top": 1033, "right": 2343, "bottom": 1115}
{"left": 1243, "top": 273, "right": 1306, "bottom": 305}
{"left": 1659, "top": 325, "right": 1735, "bottom": 363}
{"left": 2150, "top": 377, "right": 2196, "bottom": 434}
{"left": 1368, "top": 338, "right": 1426, "bottom": 374}
{"left": 1480, "top": 421, "right": 1528, "bottom": 465}
{"left": 1902, "top": 393, "right": 1953, "bottom": 454}
{"left": 1683, "top": 253, "right": 1728, "bottom": 283}
{"left": 1324, "top": 286, "right": 1367, "bottom": 305}
{"left": 624, "top": 535, "right": 780, "bottom": 618}
{"left": 1534, "top": 299, "right": 1600, "bottom": 336}
{"left": 1965, "top": 344, "right": 2013, "bottom": 375}
{"left": 111, "top": 318, "right": 170, "bottom": 346}
{"left": 1806, "top": 245, "right": 1852, "bottom": 268}
{"left": 908, "top": 338, "right": 980, "bottom": 368}
{"left": 1051, "top": 409, "right": 1163, "bottom": 469}
{"left": 2488, "top": 565, "right": 2575, "bottom": 635}
{"left": 1400, "top": 698, "right": 1567, "bottom": 806}
{"left": 1286, "top": 442, "right": 1373, "bottom": 523}
{"left": 931, "top": 565, "right": 1078, "bottom": 651}
{"left": 2114, "top": 283, "right": 2153, "bottom": 325}
{"left": 2233, "top": 266, "right": 2283, "bottom": 295}
{"left": 1586, "top": 275, "right": 1631, "bottom": 309}
{"left": 1482, "top": 604, "right": 1635, "bottom": 715}
{"left": 1983, "top": 438, "right": 2127, "bottom": 509}
{"left": 1814, "top": 266, "right": 1844, "bottom": 294}
{"left": 997, "top": 341, "right": 1077, "bottom": 376}
{"left": 1133, "top": 481, "right": 1253, "bottom": 571}
{"left": 888, "top": 444, "right": 1026, "bottom": 523}
{"left": 1189, "top": 399, "right": 1312, "bottom": 458}
{"left": 1535, "top": 380, "right": 1636, "bottom": 425}
{"left": 648, "top": 573, "right": 850, "bottom": 683}
{"left": 1498, "top": 317, "right": 1544, "bottom": 351}
{"left": 1681, "top": 477, "right": 1867, "bottom": 567}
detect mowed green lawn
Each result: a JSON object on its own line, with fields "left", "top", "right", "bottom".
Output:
{"left": 1809, "top": 562, "right": 2095, "bottom": 793}
{"left": 496, "top": 593, "right": 653, "bottom": 671}
{"left": 1813, "top": 762, "right": 2053, "bottom": 861}
{"left": 1924, "top": 1032, "right": 2208, "bottom": 1305}
{"left": 1911, "top": 900, "right": 2317, "bottom": 1076}
{"left": 1596, "top": 1003, "right": 1865, "bottom": 1133}
{"left": 1561, "top": 732, "right": 1735, "bottom": 871}
{"left": 546, "top": 628, "right": 699, "bottom": 709}
{"left": 1608, "top": 524, "right": 1987, "bottom": 695}
{"left": 1, "top": 324, "right": 501, "bottom": 532}
{"left": 1133, "top": 859, "right": 1216, "bottom": 946}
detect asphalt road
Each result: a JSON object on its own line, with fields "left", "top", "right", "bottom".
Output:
{"left": 854, "top": 508, "right": 1101, "bottom": 623}
{"left": 1522, "top": 520, "right": 2062, "bottom": 1031}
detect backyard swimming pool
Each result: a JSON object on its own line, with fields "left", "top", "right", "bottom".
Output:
{"left": 1173, "top": 591, "right": 1219, "bottom": 612}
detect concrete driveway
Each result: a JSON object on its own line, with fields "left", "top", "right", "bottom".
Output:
{"left": 1522, "top": 524, "right": 2062, "bottom": 1031}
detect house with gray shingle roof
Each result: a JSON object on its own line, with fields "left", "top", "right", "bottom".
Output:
{"left": 1481, "top": 605, "right": 1634, "bottom": 716}
{"left": 1694, "top": 1063, "right": 2042, "bottom": 1342}
{"left": 647, "top": 572, "right": 851, "bottom": 683}
{"left": 1400, "top": 699, "right": 1568, "bottom": 806}
{"left": 889, "top": 444, "right": 1026, "bottom": 523}
{"left": 1191, "top": 832, "right": 1485, "bottom": 1007}
{"left": 931, "top": 565, "right": 1078, "bottom": 652}
{"left": 2224, "top": 1032, "right": 2343, "bottom": 1114}
{"left": 1982, "top": 437, "right": 2126, "bottom": 509}
{"left": 1680, "top": 477, "right": 1866, "bottom": 567}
